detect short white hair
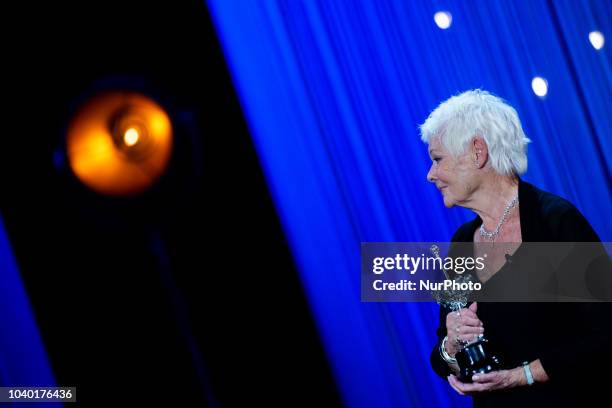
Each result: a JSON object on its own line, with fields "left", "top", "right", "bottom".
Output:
{"left": 419, "top": 89, "right": 530, "bottom": 176}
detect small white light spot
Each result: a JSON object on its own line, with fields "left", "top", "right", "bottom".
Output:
{"left": 434, "top": 11, "right": 452, "bottom": 30}
{"left": 124, "top": 128, "right": 140, "bottom": 147}
{"left": 589, "top": 31, "right": 605, "bottom": 50}
{"left": 531, "top": 77, "right": 548, "bottom": 97}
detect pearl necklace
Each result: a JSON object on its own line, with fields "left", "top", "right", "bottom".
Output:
{"left": 479, "top": 196, "right": 519, "bottom": 240}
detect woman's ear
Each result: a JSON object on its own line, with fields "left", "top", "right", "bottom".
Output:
{"left": 472, "top": 137, "right": 488, "bottom": 168}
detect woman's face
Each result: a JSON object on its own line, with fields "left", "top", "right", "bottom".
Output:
{"left": 426, "top": 137, "right": 477, "bottom": 208}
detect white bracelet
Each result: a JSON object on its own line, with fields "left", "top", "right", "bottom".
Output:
{"left": 522, "top": 361, "right": 534, "bottom": 385}
{"left": 440, "top": 336, "right": 457, "bottom": 365}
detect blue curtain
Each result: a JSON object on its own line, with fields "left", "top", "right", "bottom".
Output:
{"left": 0, "top": 214, "right": 58, "bottom": 406}
{"left": 206, "top": 1, "right": 611, "bottom": 406}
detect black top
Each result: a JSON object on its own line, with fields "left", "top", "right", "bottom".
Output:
{"left": 430, "top": 179, "right": 612, "bottom": 407}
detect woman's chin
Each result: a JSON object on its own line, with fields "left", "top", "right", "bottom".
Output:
{"left": 442, "top": 196, "right": 455, "bottom": 208}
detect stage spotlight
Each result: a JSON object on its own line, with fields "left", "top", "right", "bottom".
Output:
{"left": 531, "top": 77, "right": 548, "bottom": 97}
{"left": 589, "top": 31, "right": 605, "bottom": 50}
{"left": 123, "top": 128, "right": 140, "bottom": 147}
{"left": 66, "top": 91, "right": 173, "bottom": 196}
{"left": 434, "top": 11, "right": 452, "bottom": 30}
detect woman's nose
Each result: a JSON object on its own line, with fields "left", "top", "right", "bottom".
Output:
{"left": 427, "top": 164, "right": 437, "bottom": 183}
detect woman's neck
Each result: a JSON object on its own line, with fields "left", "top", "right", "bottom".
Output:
{"left": 466, "top": 174, "right": 519, "bottom": 230}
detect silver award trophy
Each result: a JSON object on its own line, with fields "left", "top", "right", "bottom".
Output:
{"left": 430, "top": 244, "right": 501, "bottom": 382}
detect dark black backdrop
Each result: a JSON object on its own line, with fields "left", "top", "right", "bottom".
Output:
{"left": 3, "top": 1, "right": 341, "bottom": 406}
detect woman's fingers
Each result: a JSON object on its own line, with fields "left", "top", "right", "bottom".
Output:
{"left": 458, "top": 325, "right": 484, "bottom": 335}
{"left": 459, "top": 316, "right": 482, "bottom": 327}
{"left": 447, "top": 313, "right": 482, "bottom": 329}
{"left": 449, "top": 374, "right": 489, "bottom": 394}
{"left": 458, "top": 333, "right": 483, "bottom": 343}
{"left": 459, "top": 309, "right": 478, "bottom": 320}
{"left": 453, "top": 321, "right": 484, "bottom": 335}
{"left": 447, "top": 375, "right": 466, "bottom": 395}
{"left": 452, "top": 325, "right": 485, "bottom": 344}
{"left": 471, "top": 372, "right": 499, "bottom": 384}
{"left": 446, "top": 311, "right": 484, "bottom": 347}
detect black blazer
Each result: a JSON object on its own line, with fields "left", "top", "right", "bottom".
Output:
{"left": 430, "top": 179, "right": 611, "bottom": 407}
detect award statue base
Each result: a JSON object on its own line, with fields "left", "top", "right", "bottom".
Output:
{"left": 456, "top": 337, "right": 502, "bottom": 383}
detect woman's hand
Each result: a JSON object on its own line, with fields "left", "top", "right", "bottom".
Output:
{"left": 447, "top": 368, "right": 524, "bottom": 395}
{"left": 445, "top": 302, "right": 484, "bottom": 356}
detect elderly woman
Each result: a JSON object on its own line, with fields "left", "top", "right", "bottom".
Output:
{"left": 421, "top": 90, "right": 610, "bottom": 407}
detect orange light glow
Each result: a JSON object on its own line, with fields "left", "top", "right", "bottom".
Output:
{"left": 123, "top": 128, "right": 140, "bottom": 146}
{"left": 66, "top": 91, "right": 173, "bottom": 196}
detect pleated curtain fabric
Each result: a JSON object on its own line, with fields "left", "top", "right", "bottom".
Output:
{"left": 207, "top": 1, "right": 611, "bottom": 406}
